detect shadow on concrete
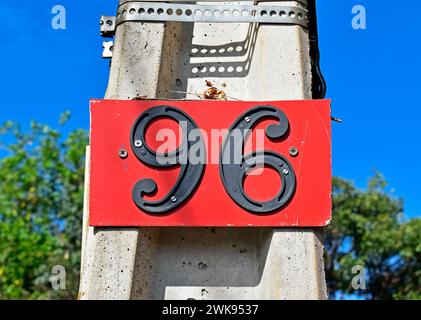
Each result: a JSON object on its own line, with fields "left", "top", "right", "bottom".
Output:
{"left": 130, "top": 227, "right": 273, "bottom": 299}
{"left": 156, "top": 22, "right": 260, "bottom": 100}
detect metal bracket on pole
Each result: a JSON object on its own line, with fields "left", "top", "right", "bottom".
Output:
{"left": 119, "top": 0, "right": 310, "bottom": 6}
{"left": 102, "top": 41, "right": 114, "bottom": 59}
{"left": 119, "top": 0, "right": 309, "bottom": 5}
{"left": 116, "top": 2, "right": 309, "bottom": 28}
{"left": 100, "top": 16, "right": 116, "bottom": 38}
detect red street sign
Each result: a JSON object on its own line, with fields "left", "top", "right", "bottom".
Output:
{"left": 89, "top": 99, "right": 332, "bottom": 227}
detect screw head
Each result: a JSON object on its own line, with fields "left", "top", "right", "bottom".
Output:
{"left": 119, "top": 149, "right": 128, "bottom": 159}
{"left": 171, "top": 196, "right": 177, "bottom": 203}
{"left": 289, "top": 147, "right": 299, "bottom": 157}
{"left": 245, "top": 117, "right": 251, "bottom": 123}
{"left": 134, "top": 140, "right": 143, "bottom": 148}
{"left": 282, "top": 168, "right": 289, "bottom": 175}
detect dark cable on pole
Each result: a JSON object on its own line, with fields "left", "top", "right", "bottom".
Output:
{"left": 308, "top": 0, "right": 327, "bottom": 99}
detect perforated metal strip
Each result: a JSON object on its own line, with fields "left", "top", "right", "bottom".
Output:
{"left": 116, "top": 2, "right": 309, "bottom": 28}
{"left": 119, "top": 0, "right": 309, "bottom": 5}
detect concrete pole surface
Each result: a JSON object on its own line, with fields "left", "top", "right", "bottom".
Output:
{"left": 79, "top": 0, "right": 327, "bottom": 300}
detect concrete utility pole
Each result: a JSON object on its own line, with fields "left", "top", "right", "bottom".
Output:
{"left": 80, "top": 0, "right": 327, "bottom": 300}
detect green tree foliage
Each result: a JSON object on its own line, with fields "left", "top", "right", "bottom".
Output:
{"left": 326, "top": 175, "right": 421, "bottom": 299}
{"left": 0, "top": 118, "right": 419, "bottom": 299}
{"left": 0, "top": 116, "right": 87, "bottom": 299}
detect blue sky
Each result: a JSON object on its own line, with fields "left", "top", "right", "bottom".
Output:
{"left": 0, "top": 1, "right": 420, "bottom": 218}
